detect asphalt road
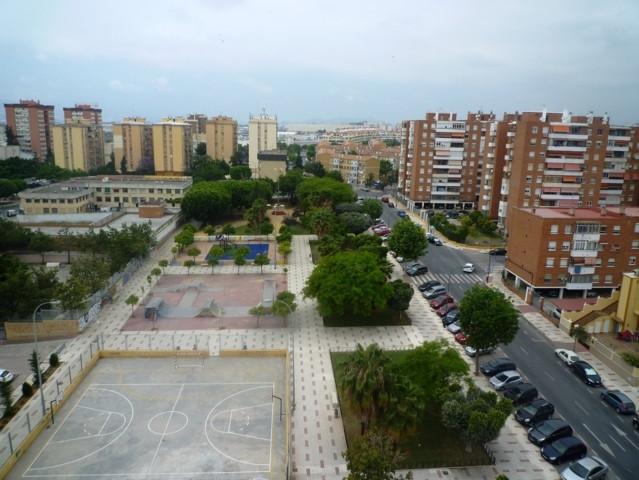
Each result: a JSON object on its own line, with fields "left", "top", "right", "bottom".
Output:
{"left": 361, "top": 190, "right": 639, "bottom": 479}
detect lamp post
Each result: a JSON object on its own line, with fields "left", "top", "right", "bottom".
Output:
{"left": 32, "top": 300, "right": 60, "bottom": 417}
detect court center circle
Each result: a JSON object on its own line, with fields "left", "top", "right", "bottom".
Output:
{"left": 147, "top": 410, "right": 189, "bottom": 436}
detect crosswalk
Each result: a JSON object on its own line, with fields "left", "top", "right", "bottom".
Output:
{"left": 410, "top": 272, "right": 484, "bottom": 286}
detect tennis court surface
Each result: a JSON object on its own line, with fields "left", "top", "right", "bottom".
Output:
{"left": 9, "top": 356, "right": 287, "bottom": 480}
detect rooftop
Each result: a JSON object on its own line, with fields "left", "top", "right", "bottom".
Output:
{"left": 19, "top": 184, "right": 89, "bottom": 197}
{"left": 517, "top": 206, "right": 639, "bottom": 220}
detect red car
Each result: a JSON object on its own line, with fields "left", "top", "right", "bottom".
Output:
{"left": 430, "top": 294, "right": 454, "bottom": 309}
{"left": 454, "top": 332, "right": 467, "bottom": 345}
{"left": 436, "top": 303, "right": 457, "bottom": 317}
{"left": 374, "top": 228, "right": 391, "bottom": 236}
{"left": 381, "top": 196, "right": 389, "bottom": 203}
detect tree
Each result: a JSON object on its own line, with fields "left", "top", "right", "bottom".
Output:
{"left": 387, "top": 219, "right": 427, "bottom": 261}
{"left": 233, "top": 246, "right": 249, "bottom": 274}
{"left": 459, "top": 285, "right": 519, "bottom": 374}
{"left": 304, "top": 161, "right": 326, "bottom": 177}
{"left": 183, "top": 259, "right": 196, "bottom": 274}
{"left": 306, "top": 144, "right": 316, "bottom": 161}
{"left": 361, "top": 199, "right": 383, "bottom": 220}
{"left": 120, "top": 156, "right": 128, "bottom": 174}
{"left": 29, "top": 350, "right": 42, "bottom": 386}
{"left": 49, "top": 352, "right": 60, "bottom": 367}
{"left": 338, "top": 212, "right": 371, "bottom": 234}
{"left": 259, "top": 221, "right": 274, "bottom": 235}
{"left": 207, "top": 246, "right": 224, "bottom": 271}
{"left": 254, "top": 253, "right": 270, "bottom": 273}
{"left": 195, "top": 142, "right": 207, "bottom": 156}
{"left": 57, "top": 227, "right": 76, "bottom": 264}
{"left": 175, "top": 227, "right": 195, "bottom": 251}
{"left": 192, "top": 161, "right": 227, "bottom": 182}
{"left": 296, "top": 177, "right": 354, "bottom": 210}
{"left": 69, "top": 256, "right": 111, "bottom": 294}
{"left": 158, "top": 259, "right": 169, "bottom": 272}
{"left": 571, "top": 325, "right": 590, "bottom": 351}
{"left": 271, "top": 291, "right": 297, "bottom": 320}
{"left": 222, "top": 224, "right": 236, "bottom": 235}
{"left": 441, "top": 385, "right": 512, "bottom": 451}
{"left": 186, "top": 246, "right": 201, "bottom": 264}
{"left": 55, "top": 277, "right": 88, "bottom": 312}
{"left": 305, "top": 208, "right": 337, "bottom": 238}
{"left": 181, "top": 182, "right": 232, "bottom": 223}
{"left": 278, "top": 170, "right": 304, "bottom": 200}
{"left": 230, "top": 165, "right": 252, "bottom": 180}
{"left": 245, "top": 198, "right": 268, "bottom": 230}
{"left": 325, "top": 170, "right": 343, "bottom": 182}
{"left": 125, "top": 294, "right": 139, "bottom": 313}
{"left": 151, "top": 267, "right": 162, "bottom": 278}
{"left": 29, "top": 232, "right": 56, "bottom": 264}
{"left": 1, "top": 380, "right": 14, "bottom": 418}
{"left": 387, "top": 280, "right": 414, "bottom": 312}
{"left": 249, "top": 305, "right": 271, "bottom": 327}
{"left": 343, "top": 429, "right": 412, "bottom": 480}
{"left": 0, "top": 179, "right": 18, "bottom": 198}
{"left": 278, "top": 241, "right": 292, "bottom": 259}
{"left": 304, "top": 251, "right": 391, "bottom": 319}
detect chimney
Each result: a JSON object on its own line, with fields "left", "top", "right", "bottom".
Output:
{"left": 600, "top": 205, "right": 607, "bottom": 216}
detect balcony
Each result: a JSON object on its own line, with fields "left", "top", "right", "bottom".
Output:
{"left": 565, "top": 281, "right": 593, "bottom": 290}
{"left": 568, "top": 265, "right": 596, "bottom": 275}
{"left": 507, "top": 131, "right": 515, "bottom": 137}
{"left": 541, "top": 193, "right": 580, "bottom": 201}
{"left": 548, "top": 133, "right": 588, "bottom": 141}
{"left": 543, "top": 169, "right": 583, "bottom": 176}
{"left": 600, "top": 189, "right": 623, "bottom": 195}
{"left": 601, "top": 178, "right": 624, "bottom": 184}
{"left": 607, "top": 145, "right": 630, "bottom": 152}
{"left": 547, "top": 144, "right": 587, "bottom": 152}
{"left": 570, "top": 249, "right": 598, "bottom": 258}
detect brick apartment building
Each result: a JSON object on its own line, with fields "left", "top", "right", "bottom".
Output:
{"left": 4, "top": 99, "right": 55, "bottom": 160}
{"left": 505, "top": 206, "right": 639, "bottom": 299}
{"left": 63, "top": 104, "right": 102, "bottom": 125}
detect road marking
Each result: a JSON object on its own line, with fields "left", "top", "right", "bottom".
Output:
{"left": 581, "top": 423, "right": 615, "bottom": 458}
{"left": 609, "top": 434, "right": 627, "bottom": 452}
{"left": 574, "top": 400, "right": 589, "bottom": 415}
{"left": 626, "top": 435, "right": 639, "bottom": 450}
{"left": 519, "top": 346, "right": 529, "bottom": 355}
{"left": 544, "top": 371, "right": 555, "bottom": 381}
{"left": 612, "top": 424, "right": 627, "bottom": 437}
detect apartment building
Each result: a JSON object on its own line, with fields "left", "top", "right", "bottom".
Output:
{"left": 52, "top": 121, "right": 105, "bottom": 172}
{"left": 398, "top": 112, "right": 496, "bottom": 211}
{"left": 63, "top": 104, "right": 102, "bottom": 125}
{"left": 205, "top": 115, "right": 238, "bottom": 163}
{"left": 4, "top": 99, "right": 55, "bottom": 160}
{"left": 18, "top": 175, "right": 192, "bottom": 214}
{"left": 499, "top": 111, "right": 639, "bottom": 234}
{"left": 505, "top": 206, "right": 639, "bottom": 299}
{"left": 152, "top": 118, "right": 192, "bottom": 175}
{"left": 256, "top": 150, "right": 287, "bottom": 181}
{"left": 112, "top": 117, "right": 153, "bottom": 172}
{"left": 317, "top": 141, "right": 383, "bottom": 184}
{"left": 249, "top": 112, "right": 277, "bottom": 175}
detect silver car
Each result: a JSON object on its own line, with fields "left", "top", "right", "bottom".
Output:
{"left": 489, "top": 370, "right": 522, "bottom": 391}
{"left": 560, "top": 456, "right": 608, "bottom": 480}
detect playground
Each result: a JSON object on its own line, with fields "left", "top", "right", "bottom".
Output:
{"left": 123, "top": 273, "right": 288, "bottom": 331}
{"left": 8, "top": 356, "right": 287, "bottom": 480}
{"left": 174, "top": 239, "right": 277, "bottom": 265}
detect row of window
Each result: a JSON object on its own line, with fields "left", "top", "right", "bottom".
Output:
{"left": 550, "top": 223, "right": 639, "bottom": 234}
{"left": 94, "top": 187, "right": 183, "bottom": 194}
{"left": 545, "top": 256, "right": 636, "bottom": 268}
{"left": 543, "top": 273, "right": 614, "bottom": 285}
{"left": 25, "top": 197, "right": 87, "bottom": 204}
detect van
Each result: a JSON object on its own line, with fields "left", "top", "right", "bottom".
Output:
{"left": 6, "top": 209, "right": 17, "bottom": 217}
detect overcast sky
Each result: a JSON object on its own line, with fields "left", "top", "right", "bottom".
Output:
{"left": 1, "top": 0, "right": 637, "bottom": 125}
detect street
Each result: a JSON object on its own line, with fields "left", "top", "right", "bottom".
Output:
{"left": 366, "top": 191, "right": 639, "bottom": 480}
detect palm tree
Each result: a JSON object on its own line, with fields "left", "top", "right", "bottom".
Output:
{"left": 339, "top": 343, "right": 392, "bottom": 434}
{"left": 379, "top": 373, "right": 423, "bottom": 441}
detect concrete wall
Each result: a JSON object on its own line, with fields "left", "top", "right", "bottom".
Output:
{"left": 4, "top": 319, "right": 78, "bottom": 341}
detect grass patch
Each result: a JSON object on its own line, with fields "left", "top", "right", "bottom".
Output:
{"left": 465, "top": 227, "right": 505, "bottom": 246}
{"left": 331, "top": 351, "right": 492, "bottom": 469}
{"left": 323, "top": 308, "right": 410, "bottom": 327}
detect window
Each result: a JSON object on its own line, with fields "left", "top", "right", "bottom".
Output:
{"left": 532, "top": 127, "right": 538, "bottom": 135}
{"left": 613, "top": 225, "right": 621, "bottom": 235}
{"left": 564, "top": 224, "right": 572, "bottom": 234}
{"left": 526, "top": 176, "right": 532, "bottom": 183}
{"left": 632, "top": 240, "right": 639, "bottom": 250}
{"left": 635, "top": 223, "right": 639, "bottom": 233}
{"left": 560, "top": 258, "right": 568, "bottom": 267}
{"left": 630, "top": 256, "right": 637, "bottom": 266}
{"left": 608, "top": 258, "right": 616, "bottom": 267}
{"left": 562, "top": 241, "right": 571, "bottom": 251}
{"left": 528, "top": 164, "right": 534, "bottom": 171}
{"left": 593, "top": 274, "right": 600, "bottom": 284}
{"left": 529, "top": 152, "right": 535, "bottom": 158}
{"left": 52, "top": 208, "right": 58, "bottom": 214}
{"left": 543, "top": 274, "right": 552, "bottom": 284}
{"left": 604, "top": 274, "right": 613, "bottom": 284}
{"left": 550, "top": 225, "right": 559, "bottom": 234}
{"left": 546, "top": 257, "right": 555, "bottom": 267}
{"left": 43, "top": 208, "right": 49, "bottom": 213}
{"left": 548, "top": 241, "right": 557, "bottom": 252}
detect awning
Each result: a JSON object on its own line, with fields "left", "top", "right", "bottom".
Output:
{"left": 563, "top": 163, "right": 583, "bottom": 171}
{"left": 562, "top": 176, "right": 578, "bottom": 182}
{"left": 543, "top": 187, "right": 561, "bottom": 193}
{"left": 557, "top": 200, "right": 579, "bottom": 207}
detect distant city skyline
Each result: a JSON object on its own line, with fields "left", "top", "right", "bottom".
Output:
{"left": 1, "top": 0, "right": 638, "bottom": 125}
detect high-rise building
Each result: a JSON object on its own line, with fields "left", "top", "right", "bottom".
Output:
{"left": 3, "top": 99, "right": 55, "bottom": 160}
{"left": 249, "top": 112, "right": 277, "bottom": 175}
{"left": 152, "top": 118, "right": 192, "bottom": 175}
{"left": 205, "top": 115, "right": 238, "bottom": 163}
{"left": 113, "top": 117, "right": 154, "bottom": 172}
{"left": 185, "top": 114, "right": 207, "bottom": 136}
{"left": 52, "top": 120, "right": 105, "bottom": 172}
{"left": 63, "top": 104, "right": 102, "bottom": 125}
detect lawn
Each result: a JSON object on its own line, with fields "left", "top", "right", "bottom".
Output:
{"left": 465, "top": 227, "right": 505, "bottom": 247}
{"left": 331, "top": 351, "right": 492, "bottom": 469}
{"left": 323, "top": 308, "right": 409, "bottom": 327}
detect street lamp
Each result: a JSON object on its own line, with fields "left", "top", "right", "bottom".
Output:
{"left": 32, "top": 300, "right": 60, "bottom": 417}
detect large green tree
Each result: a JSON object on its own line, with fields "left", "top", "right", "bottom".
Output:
{"left": 304, "top": 161, "right": 326, "bottom": 177}
{"left": 360, "top": 199, "right": 383, "bottom": 220}
{"left": 29, "top": 232, "right": 57, "bottom": 264}
{"left": 304, "top": 251, "right": 391, "bottom": 319}
{"left": 338, "top": 212, "right": 371, "bottom": 234}
{"left": 69, "top": 256, "right": 111, "bottom": 294}
{"left": 296, "top": 177, "right": 354, "bottom": 210}
{"left": 0, "top": 179, "right": 18, "bottom": 198}
{"left": 229, "top": 165, "right": 252, "bottom": 180}
{"left": 343, "top": 429, "right": 412, "bottom": 480}
{"left": 277, "top": 169, "right": 304, "bottom": 200}
{"left": 181, "top": 182, "right": 232, "bottom": 223}
{"left": 458, "top": 285, "right": 519, "bottom": 374}
{"left": 386, "top": 280, "right": 414, "bottom": 312}
{"left": 245, "top": 198, "right": 268, "bottom": 230}
{"left": 387, "top": 219, "right": 427, "bottom": 261}
{"left": 305, "top": 208, "right": 337, "bottom": 238}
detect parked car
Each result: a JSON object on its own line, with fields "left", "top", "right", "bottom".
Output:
{"left": 454, "top": 332, "right": 467, "bottom": 345}
{"left": 633, "top": 414, "right": 639, "bottom": 430}
{"left": 480, "top": 357, "right": 517, "bottom": 376}
{"left": 502, "top": 383, "right": 538, "bottom": 406}
{"left": 397, "top": 210, "right": 407, "bottom": 218}
{"left": 436, "top": 302, "right": 457, "bottom": 317}
{"left": 571, "top": 361, "right": 602, "bottom": 387}
{"left": 560, "top": 456, "right": 609, "bottom": 480}
{"left": 442, "top": 309, "right": 459, "bottom": 326}
{"left": 405, "top": 263, "right": 429, "bottom": 276}
{"left": 446, "top": 211, "right": 460, "bottom": 219}
{"left": 541, "top": 436, "right": 587, "bottom": 465}
{"left": 432, "top": 237, "right": 443, "bottom": 246}
{"left": 423, "top": 285, "right": 447, "bottom": 299}
{"left": 374, "top": 227, "right": 391, "bottom": 236}
{"left": 515, "top": 398, "right": 555, "bottom": 426}
{"left": 418, "top": 280, "right": 441, "bottom": 292}
{"left": 464, "top": 345, "right": 494, "bottom": 357}
{"left": 447, "top": 321, "right": 463, "bottom": 334}
{"left": 462, "top": 263, "right": 475, "bottom": 273}
{"left": 489, "top": 248, "right": 507, "bottom": 256}
{"left": 600, "top": 389, "right": 636, "bottom": 414}
{"left": 388, "top": 202, "right": 395, "bottom": 208}
{"left": 389, "top": 251, "right": 404, "bottom": 263}
{"left": 0, "top": 369, "right": 14, "bottom": 383}
{"left": 555, "top": 349, "right": 580, "bottom": 366}
{"left": 489, "top": 370, "right": 522, "bottom": 391}
{"left": 527, "top": 419, "right": 573, "bottom": 446}
{"left": 381, "top": 196, "right": 389, "bottom": 203}
{"left": 430, "top": 294, "right": 454, "bottom": 309}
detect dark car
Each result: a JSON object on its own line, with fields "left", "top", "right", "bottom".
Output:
{"left": 430, "top": 294, "right": 454, "bottom": 309}
{"left": 442, "top": 309, "right": 459, "bottom": 326}
{"left": 405, "top": 263, "right": 429, "bottom": 276}
{"left": 633, "top": 414, "right": 639, "bottom": 430}
{"left": 528, "top": 419, "right": 573, "bottom": 446}
{"left": 571, "top": 361, "right": 602, "bottom": 387}
{"left": 433, "top": 238, "right": 443, "bottom": 246}
{"left": 489, "top": 248, "right": 507, "bottom": 256}
{"left": 480, "top": 357, "right": 517, "bottom": 376}
{"left": 418, "top": 280, "right": 441, "bottom": 292}
{"left": 600, "top": 389, "right": 636, "bottom": 414}
{"left": 515, "top": 398, "right": 554, "bottom": 426}
{"left": 502, "top": 383, "right": 538, "bottom": 406}
{"left": 397, "top": 210, "right": 407, "bottom": 218}
{"left": 541, "top": 436, "right": 587, "bottom": 465}
{"left": 436, "top": 302, "right": 457, "bottom": 317}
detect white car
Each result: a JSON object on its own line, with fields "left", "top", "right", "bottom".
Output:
{"left": 447, "top": 321, "right": 463, "bottom": 334}
{"left": 462, "top": 263, "right": 475, "bottom": 273}
{"left": 560, "top": 456, "right": 609, "bottom": 480}
{"left": 489, "top": 370, "right": 522, "bottom": 391}
{"left": 555, "top": 349, "right": 580, "bottom": 366}
{"left": 0, "top": 369, "right": 15, "bottom": 383}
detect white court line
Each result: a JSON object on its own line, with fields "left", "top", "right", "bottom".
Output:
{"left": 227, "top": 410, "right": 233, "bottom": 433}
{"left": 98, "top": 413, "right": 111, "bottom": 435}
{"left": 269, "top": 385, "right": 274, "bottom": 472}
{"left": 23, "top": 470, "right": 270, "bottom": 477}
{"left": 50, "top": 413, "right": 126, "bottom": 445}
{"left": 148, "top": 384, "right": 184, "bottom": 470}
{"left": 211, "top": 403, "right": 274, "bottom": 441}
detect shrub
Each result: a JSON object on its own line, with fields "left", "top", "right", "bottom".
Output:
{"left": 49, "top": 352, "right": 60, "bottom": 368}
{"left": 621, "top": 352, "right": 639, "bottom": 368}
{"left": 203, "top": 225, "right": 216, "bottom": 235}
{"left": 22, "top": 381, "right": 34, "bottom": 397}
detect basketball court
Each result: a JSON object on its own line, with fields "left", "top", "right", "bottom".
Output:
{"left": 9, "top": 356, "right": 287, "bottom": 480}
